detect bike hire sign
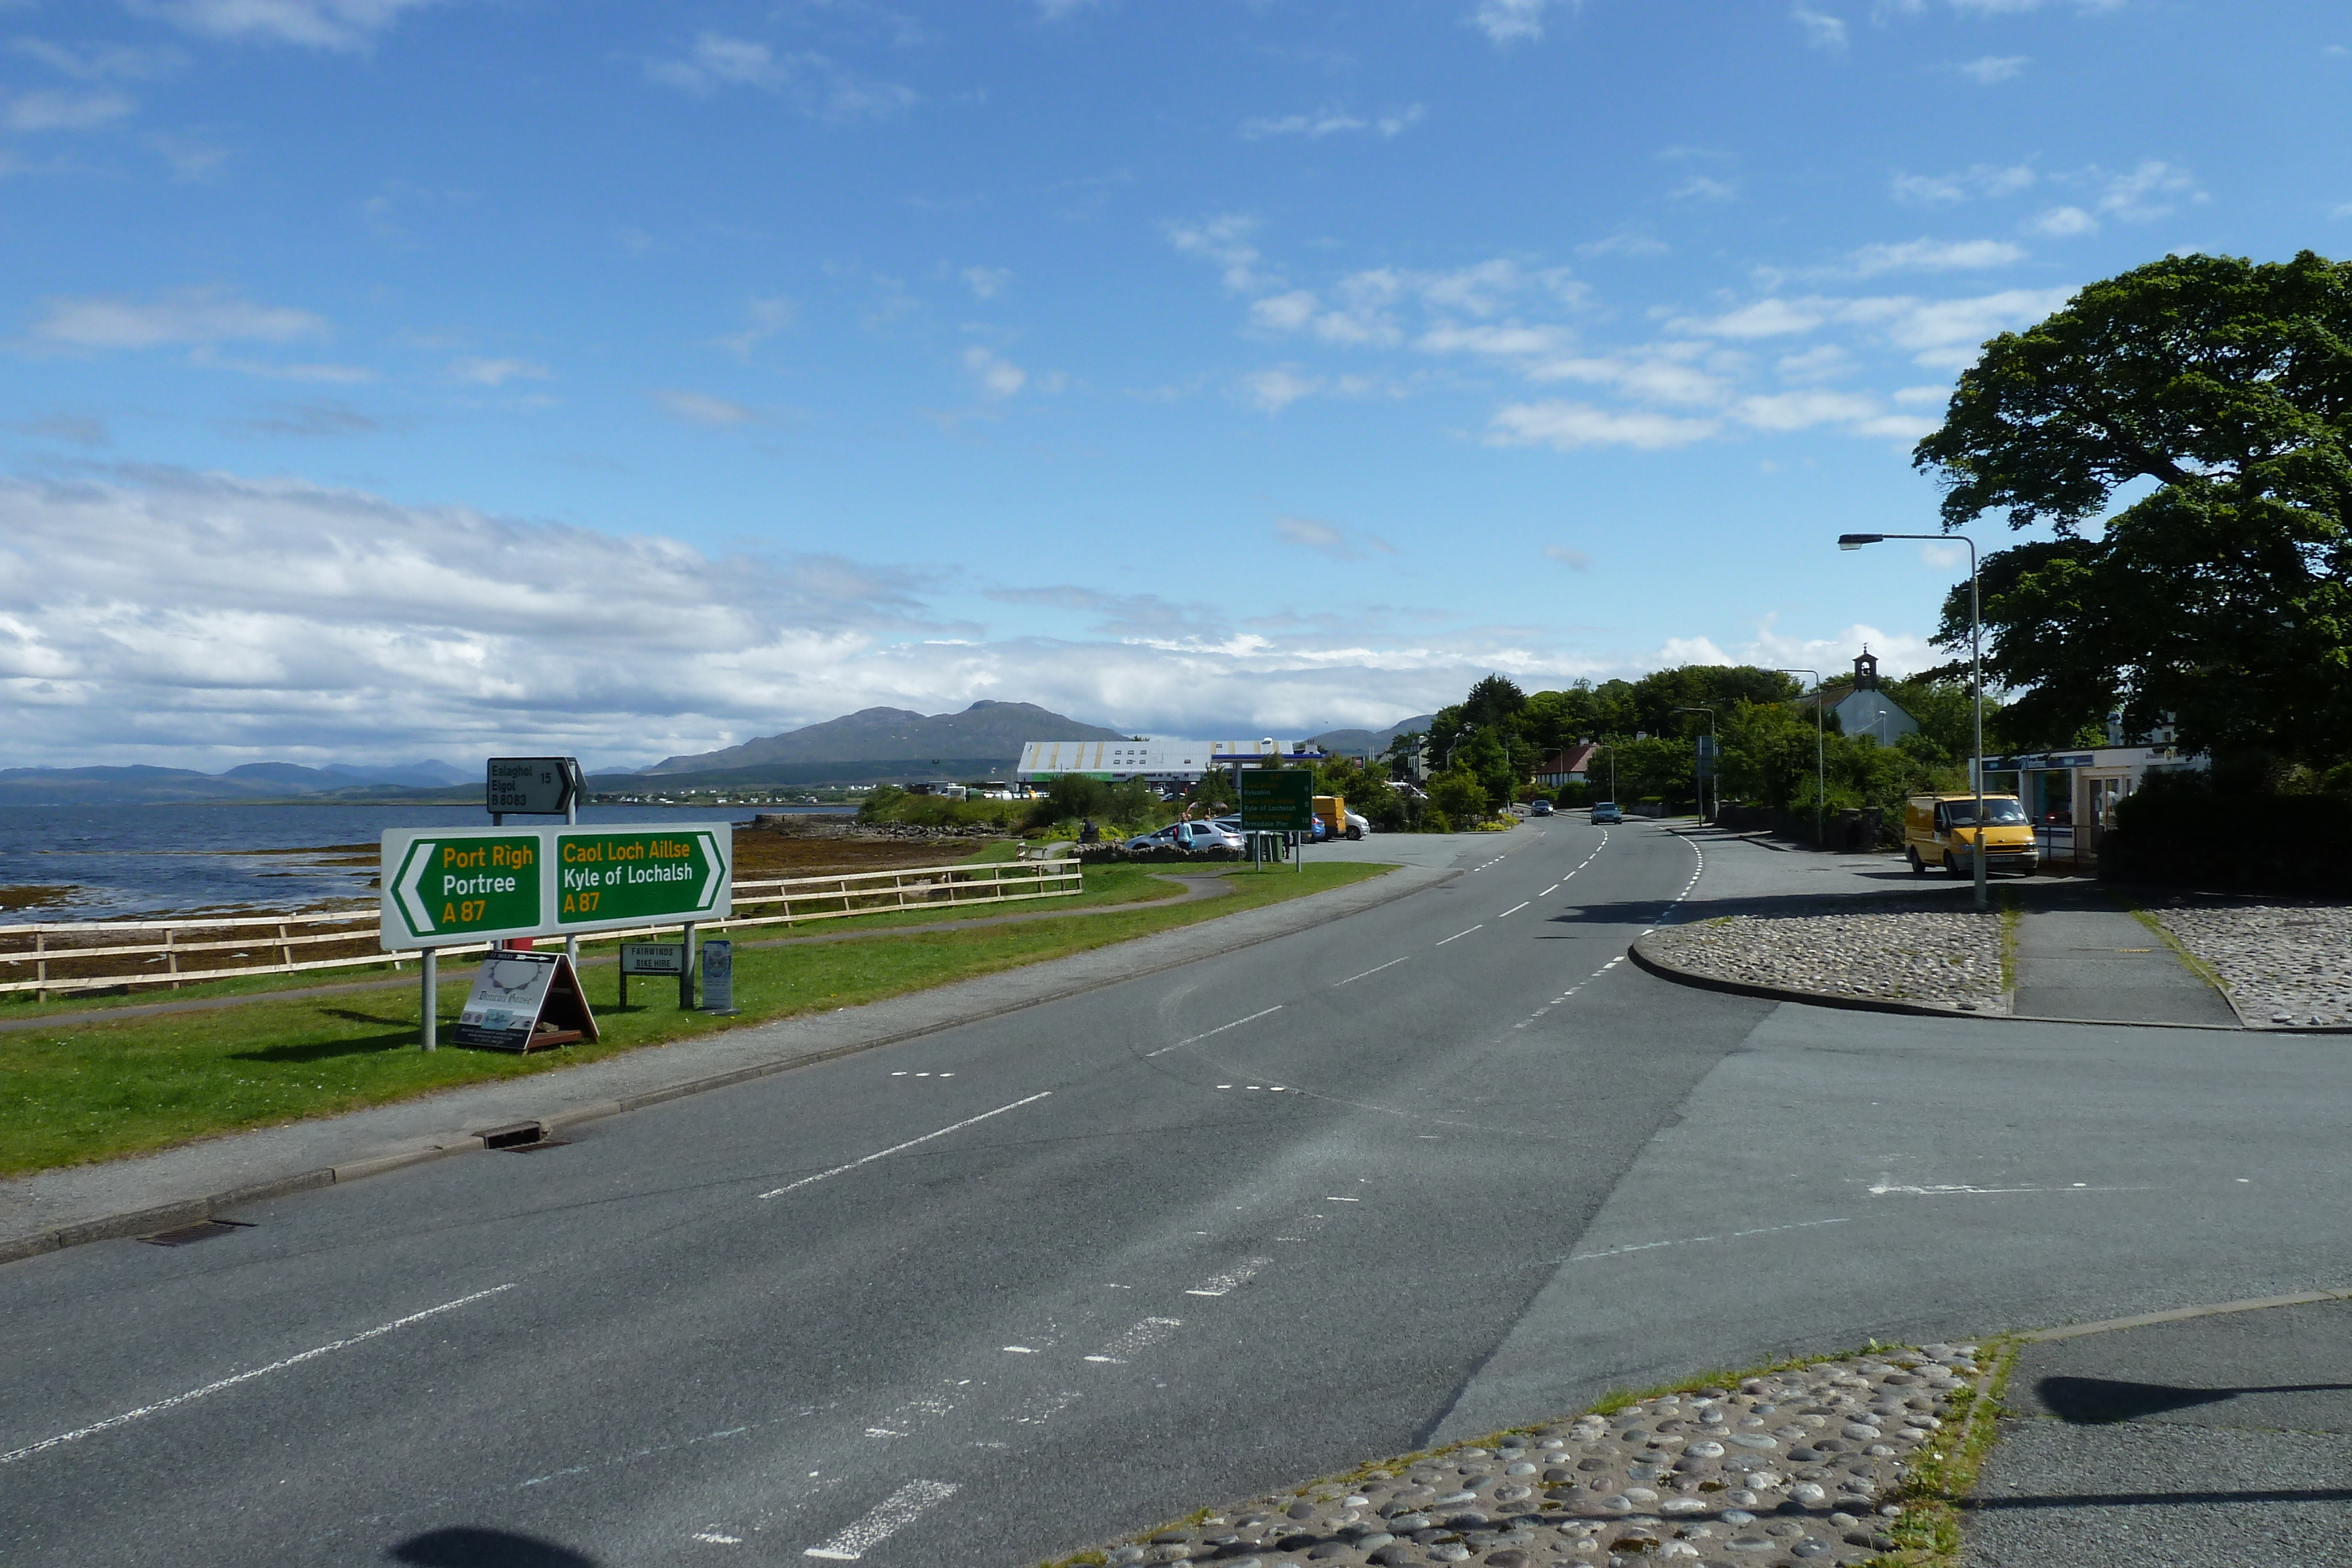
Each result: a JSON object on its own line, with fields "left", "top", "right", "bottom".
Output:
{"left": 380, "top": 824, "right": 733, "bottom": 950}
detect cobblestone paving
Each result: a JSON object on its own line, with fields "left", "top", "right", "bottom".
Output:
{"left": 2144, "top": 899, "right": 2352, "bottom": 1027}
{"left": 1642, "top": 904, "right": 2007, "bottom": 1014}
{"left": 1087, "top": 1347, "right": 1980, "bottom": 1568}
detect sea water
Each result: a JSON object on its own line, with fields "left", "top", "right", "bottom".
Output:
{"left": 0, "top": 804, "right": 851, "bottom": 922}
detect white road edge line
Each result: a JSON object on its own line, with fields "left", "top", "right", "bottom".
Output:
{"left": 1145, "top": 1005, "right": 1284, "bottom": 1058}
{"left": 760, "top": 1093, "right": 1053, "bottom": 1199}
{"left": 1436, "top": 925, "right": 1482, "bottom": 946}
{"left": 804, "top": 1479, "right": 960, "bottom": 1559}
{"left": 0, "top": 1282, "right": 518, "bottom": 1467}
{"left": 1333, "top": 956, "right": 1409, "bottom": 987}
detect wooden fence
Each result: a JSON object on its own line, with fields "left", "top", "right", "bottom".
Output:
{"left": 0, "top": 858, "right": 1083, "bottom": 999}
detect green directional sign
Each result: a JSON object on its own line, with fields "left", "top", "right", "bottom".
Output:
{"left": 554, "top": 828, "right": 727, "bottom": 927}
{"left": 380, "top": 823, "right": 733, "bottom": 951}
{"left": 385, "top": 833, "right": 543, "bottom": 944}
{"left": 1238, "top": 769, "right": 1314, "bottom": 831}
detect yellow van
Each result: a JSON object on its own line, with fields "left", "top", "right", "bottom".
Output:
{"left": 1905, "top": 793, "right": 2036, "bottom": 876}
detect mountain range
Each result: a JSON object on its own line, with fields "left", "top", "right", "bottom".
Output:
{"left": 0, "top": 760, "right": 473, "bottom": 807}
{"left": 1305, "top": 716, "right": 1436, "bottom": 757}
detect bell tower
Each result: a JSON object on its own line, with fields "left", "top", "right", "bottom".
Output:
{"left": 1852, "top": 646, "right": 1880, "bottom": 691}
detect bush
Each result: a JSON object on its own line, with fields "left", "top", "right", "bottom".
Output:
{"left": 1427, "top": 770, "right": 1489, "bottom": 828}
{"left": 2102, "top": 773, "right": 2352, "bottom": 892}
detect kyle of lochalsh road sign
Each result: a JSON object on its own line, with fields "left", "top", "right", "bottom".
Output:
{"left": 380, "top": 824, "right": 731, "bottom": 950}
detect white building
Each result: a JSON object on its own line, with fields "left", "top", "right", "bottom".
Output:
{"left": 1015, "top": 737, "right": 1327, "bottom": 785}
{"left": 1800, "top": 649, "right": 1919, "bottom": 744}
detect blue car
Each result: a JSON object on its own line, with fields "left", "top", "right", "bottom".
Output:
{"left": 1591, "top": 802, "right": 1623, "bottom": 824}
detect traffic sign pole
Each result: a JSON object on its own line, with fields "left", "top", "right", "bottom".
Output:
{"left": 420, "top": 947, "right": 437, "bottom": 1052}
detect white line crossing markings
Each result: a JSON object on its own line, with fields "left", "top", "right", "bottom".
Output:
{"left": 1436, "top": 925, "right": 1482, "bottom": 946}
{"left": 1498, "top": 901, "right": 1529, "bottom": 918}
{"left": 1084, "top": 1317, "right": 1184, "bottom": 1363}
{"left": 804, "top": 1479, "right": 960, "bottom": 1560}
{"left": 759, "top": 1093, "right": 1053, "bottom": 1200}
{"left": 1334, "top": 956, "right": 1408, "bottom": 987}
{"left": 1185, "top": 1257, "right": 1272, "bottom": 1296}
{"left": 0, "top": 1283, "right": 517, "bottom": 1467}
{"left": 1144, "top": 1005, "right": 1282, "bottom": 1058}
{"left": 1569, "top": 1216, "right": 1852, "bottom": 1263}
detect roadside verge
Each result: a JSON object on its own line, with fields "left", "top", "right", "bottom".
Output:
{"left": 0, "top": 861, "right": 1448, "bottom": 1267}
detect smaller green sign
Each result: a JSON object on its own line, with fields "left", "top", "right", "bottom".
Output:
{"left": 554, "top": 829, "right": 725, "bottom": 926}
{"left": 1239, "top": 769, "right": 1314, "bottom": 831}
{"left": 389, "top": 834, "right": 543, "bottom": 940}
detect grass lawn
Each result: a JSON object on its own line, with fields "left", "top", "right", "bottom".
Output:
{"left": 0, "top": 861, "right": 1392, "bottom": 1178}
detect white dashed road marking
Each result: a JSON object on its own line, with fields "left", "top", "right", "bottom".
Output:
{"left": 1185, "top": 1258, "right": 1272, "bottom": 1296}
{"left": 1334, "top": 956, "right": 1409, "bottom": 987}
{"left": 759, "top": 1093, "right": 1053, "bottom": 1201}
{"left": 1498, "top": 901, "right": 1529, "bottom": 918}
{"left": 1085, "top": 1317, "right": 1184, "bottom": 1363}
{"left": 1145, "top": 1004, "right": 1284, "bottom": 1057}
{"left": 1436, "top": 925, "right": 1482, "bottom": 946}
{"left": 1570, "top": 1216, "right": 1852, "bottom": 1263}
{"left": 804, "top": 1479, "right": 959, "bottom": 1560}
{"left": 0, "top": 1283, "right": 517, "bottom": 1467}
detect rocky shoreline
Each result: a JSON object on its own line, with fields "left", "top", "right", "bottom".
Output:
{"left": 1080, "top": 1346, "right": 1980, "bottom": 1568}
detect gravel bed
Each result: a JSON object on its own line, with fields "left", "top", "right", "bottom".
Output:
{"left": 1642, "top": 904, "right": 2007, "bottom": 1014}
{"left": 1085, "top": 1346, "right": 1980, "bottom": 1568}
{"left": 2144, "top": 899, "right": 2352, "bottom": 1028}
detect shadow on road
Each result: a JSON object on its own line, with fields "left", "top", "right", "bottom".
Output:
{"left": 389, "top": 1526, "right": 600, "bottom": 1567}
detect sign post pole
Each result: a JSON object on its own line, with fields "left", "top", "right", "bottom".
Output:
{"left": 563, "top": 788, "right": 580, "bottom": 972}
{"left": 420, "top": 947, "right": 437, "bottom": 1052}
{"left": 680, "top": 921, "right": 697, "bottom": 1010}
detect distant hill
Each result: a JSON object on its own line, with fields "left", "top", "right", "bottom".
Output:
{"left": 637, "top": 701, "right": 1129, "bottom": 778}
{"left": 1308, "top": 715, "right": 1436, "bottom": 757}
{"left": 0, "top": 760, "right": 475, "bottom": 805}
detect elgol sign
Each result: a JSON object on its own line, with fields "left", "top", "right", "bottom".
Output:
{"left": 380, "top": 824, "right": 732, "bottom": 950}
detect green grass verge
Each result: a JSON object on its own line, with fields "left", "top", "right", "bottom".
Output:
{"left": 0, "top": 861, "right": 1392, "bottom": 1178}
{"left": 0, "top": 853, "right": 1158, "bottom": 1023}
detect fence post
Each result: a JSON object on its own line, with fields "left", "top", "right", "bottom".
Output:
{"left": 420, "top": 948, "right": 437, "bottom": 1052}
{"left": 277, "top": 921, "right": 293, "bottom": 971}
{"left": 34, "top": 929, "right": 45, "bottom": 1002}
{"left": 165, "top": 925, "right": 180, "bottom": 989}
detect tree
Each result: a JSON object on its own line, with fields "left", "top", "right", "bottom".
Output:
{"left": 1913, "top": 249, "right": 2352, "bottom": 767}
{"left": 1426, "top": 768, "right": 1488, "bottom": 830}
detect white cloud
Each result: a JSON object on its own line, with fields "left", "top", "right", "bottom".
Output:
{"left": 714, "top": 296, "right": 799, "bottom": 359}
{"left": 963, "top": 345, "right": 1027, "bottom": 398}
{"left": 28, "top": 287, "right": 326, "bottom": 350}
{"left": 6, "top": 89, "right": 135, "bottom": 131}
{"left": 1892, "top": 163, "right": 2036, "bottom": 205}
{"left": 2096, "top": 160, "right": 2205, "bottom": 221}
{"left": 1244, "top": 368, "right": 1320, "bottom": 412}
{"left": 1668, "top": 175, "right": 1737, "bottom": 202}
{"left": 653, "top": 388, "right": 763, "bottom": 426}
{"left": 1791, "top": 5, "right": 1847, "bottom": 49}
{"left": 126, "top": 0, "right": 443, "bottom": 51}
{"left": 1775, "top": 345, "right": 1852, "bottom": 382}
{"left": 1846, "top": 237, "right": 2028, "bottom": 275}
{"left": 1718, "top": 616, "right": 1940, "bottom": 681}
{"left": 1417, "top": 321, "right": 1575, "bottom": 359}
{"left": 1470, "top": 0, "right": 1552, "bottom": 45}
{"left": 1956, "top": 54, "right": 2028, "bottom": 83}
{"left": 449, "top": 356, "right": 549, "bottom": 387}
{"left": 1877, "top": 285, "right": 2073, "bottom": 367}
{"left": 647, "top": 31, "right": 916, "bottom": 121}
{"left": 1523, "top": 348, "right": 1731, "bottom": 407}
{"left": 1670, "top": 298, "right": 1828, "bottom": 338}
{"left": 1274, "top": 515, "right": 1359, "bottom": 560}
{"left": 1164, "top": 212, "right": 1277, "bottom": 293}
{"left": 1486, "top": 400, "right": 1721, "bottom": 451}
{"left": 14, "top": 38, "right": 184, "bottom": 79}
{"left": 2027, "top": 205, "right": 2098, "bottom": 236}
{"left": 961, "top": 267, "right": 1010, "bottom": 300}
{"left": 1544, "top": 545, "right": 1592, "bottom": 570}
{"left": 1576, "top": 229, "right": 1668, "bottom": 259}
{"left": 1378, "top": 105, "right": 1427, "bottom": 136}
{"left": 1240, "top": 109, "right": 1365, "bottom": 139}
{"left": 1892, "top": 383, "right": 1950, "bottom": 406}
{"left": 148, "top": 132, "right": 229, "bottom": 178}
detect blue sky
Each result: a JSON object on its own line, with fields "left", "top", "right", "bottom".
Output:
{"left": 1, "top": 0, "right": 2345, "bottom": 770}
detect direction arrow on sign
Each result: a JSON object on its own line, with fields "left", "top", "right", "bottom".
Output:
{"left": 380, "top": 824, "right": 732, "bottom": 952}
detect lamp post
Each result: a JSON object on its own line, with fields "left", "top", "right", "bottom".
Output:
{"left": 1773, "top": 668, "right": 1825, "bottom": 850}
{"left": 1672, "top": 706, "right": 1718, "bottom": 823}
{"left": 1839, "top": 530, "right": 1984, "bottom": 912}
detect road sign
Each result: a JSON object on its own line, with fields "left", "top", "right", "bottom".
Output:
{"left": 619, "top": 942, "right": 684, "bottom": 975}
{"left": 1238, "top": 769, "right": 1314, "bottom": 831}
{"left": 701, "top": 939, "right": 736, "bottom": 1015}
{"left": 451, "top": 951, "right": 599, "bottom": 1052}
{"left": 487, "top": 756, "right": 583, "bottom": 815}
{"left": 380, "top": 824, "right": 732, "bottom": 951}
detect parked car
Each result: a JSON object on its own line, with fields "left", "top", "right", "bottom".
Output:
{"left": 1591, "top": 801, "right": 1623, "bottom": 824}
{"left": 1125, "top": 820, "right": 1242, "bottom": 853}
{"left": 1529, "top": 799, "right": 1553, "bottom": 817}
{"left": 1344, "top": 808, "right": 1371, "bottom": 836}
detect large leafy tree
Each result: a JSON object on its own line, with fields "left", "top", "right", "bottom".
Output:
{"left": 1912, "top": 249, "right": 2352, "bottom": 765}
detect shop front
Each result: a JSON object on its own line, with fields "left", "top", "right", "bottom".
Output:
{"left": 1970, "top": 745, "right": 2204, "bottom": 871}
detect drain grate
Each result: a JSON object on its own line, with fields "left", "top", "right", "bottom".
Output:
{"left": 476, "top": 1120, "right": 547, "bottom": 1150}
{"left": 142, "top": 1218, "right": 254, "bottom": 1247}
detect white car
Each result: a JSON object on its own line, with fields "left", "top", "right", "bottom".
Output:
{"left": 1125, "top": 821, "right": 1244, "bottom": 852}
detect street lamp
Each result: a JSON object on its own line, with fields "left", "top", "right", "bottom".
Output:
{"left": 1673, "top": 706, "right": 1718, "bottom": 823}
{"left": 1839, "top": 530, "right": 1985, "bottom": 912}
{"left": 1772, "top": 668, "right": 1825, "bottom": 850}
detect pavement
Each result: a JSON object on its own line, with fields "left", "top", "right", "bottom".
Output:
{"left": 2, "top": 817, "right": 2347, "bottom": 1568}
{"left": 2009, "top": 882, "right": 2240, "bottom": 1027}
{"left": 1967, "top": 1296, "right": 2352, "bottom": 1567}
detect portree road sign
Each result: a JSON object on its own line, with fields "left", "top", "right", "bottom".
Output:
{"left": 487, "top": 757, "right": 583, "bottom": 815}
{"left": 380, "top": 824, "right": 731, "bottom": 951}
{"left": 1239, "top": 770, "right": 1314, "bottom": 832}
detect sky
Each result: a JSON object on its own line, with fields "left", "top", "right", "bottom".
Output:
{"left": 1, "top": 0, "right": 2346, "bottom": 772}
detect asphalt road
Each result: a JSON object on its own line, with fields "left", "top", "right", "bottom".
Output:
{"left": 5, "top": 820, "right": 2348, "bottom": 1568}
